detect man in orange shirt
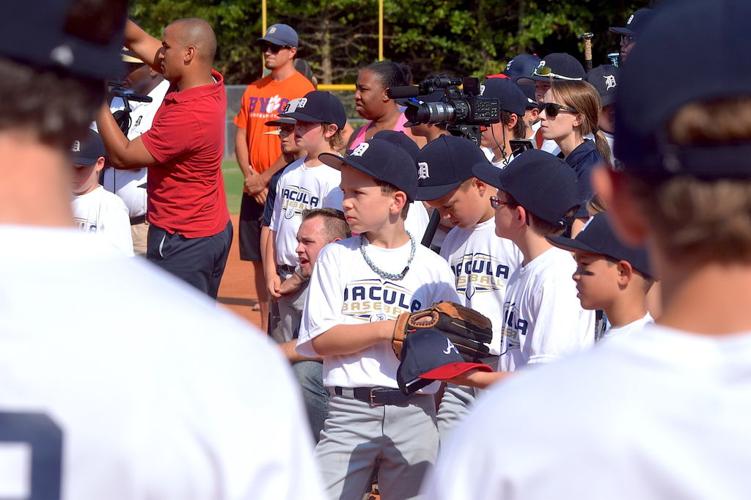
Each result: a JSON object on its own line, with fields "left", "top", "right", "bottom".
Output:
{"left": 234, "top": 24, "right": 315, "bottom": 331}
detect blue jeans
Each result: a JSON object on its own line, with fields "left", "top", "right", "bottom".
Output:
{"left": 292, "top": 360, "right": 328, "bottom": 443}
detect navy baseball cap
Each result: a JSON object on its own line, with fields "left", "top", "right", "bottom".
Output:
{"left": 548, "top": 213, "right": 653, "bottom": 278}
{"left": 71, "top": 130, "right": 106, "bottom": 167}
{"left": 279, "top": 91, "right": 346, "bottom": 129}
{"left": 504, "top": 53, "right": 541, "bottom": 81}
{"left": 517, "top": 82, "right": 537, "bottom": 108}
{"left": 257, "top": 23, "right": 299, "bottom": 48}
{"left": 615, "top": 0, "right": 751, "bottom": 179}
{"left": 473, "top": 149, "right": 579, "bottom": 227}
{"left": 586, "top": 65, "right": 619, "bottom": 107}
{"left": 610, "top": 8, "right": 654, "bottom": 36}
{"left": 518, "top": 53, "right": 585, "bottom": 84}
{"left": 319, "top": 139, "right": 418, "bottom": 200}
{"left": 396, "top": 329, "right": 492, "bottom": 395}
{"left": 0, "top": 0, "right": 126, "bottom": 81}
{"left": 481, "top": 78, "right": 528, "bottom": 116}
{"left": 373, "top": 130, "right": 420, "bottom": 162}
{"left": 414, "top": 136, "right": 490, "bottom": 201}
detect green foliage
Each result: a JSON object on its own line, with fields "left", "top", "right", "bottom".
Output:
{"left": 130, "top": 0, "right": 650, "bottom": 85}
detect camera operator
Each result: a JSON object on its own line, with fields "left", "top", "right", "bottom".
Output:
{"left": 102, "top": 50, "right": 169, "bottom": 255}
{"left": 96, "top": 18, "right": 232, "bottom": 298}
{"left": 478, "top": 78, "right": 529, "bottom": 167}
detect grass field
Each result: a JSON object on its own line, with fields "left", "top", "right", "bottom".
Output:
{"left": 222, "top": 159, "right": 243, "bottom": 214}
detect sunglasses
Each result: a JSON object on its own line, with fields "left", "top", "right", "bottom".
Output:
{"left": 260, "top": 43, "right": 289, "bottom": 54}
{"left": 533, "top": 66, "right": 583, "bottom": 81}
{"left": 490, "top": 196, "right": 514, "bottom": 209}
{"left": 537, "top": 102, "right": 578, "bottom": 118}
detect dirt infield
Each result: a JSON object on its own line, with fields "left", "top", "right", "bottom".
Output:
{"left": 217, "top": 215, "right": 264, "bottom": 330}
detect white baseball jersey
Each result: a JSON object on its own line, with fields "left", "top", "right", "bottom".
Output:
{"left": 405, "top": 201, "right": 430, "bottom": 242}
{"left": 101, "top": 79, "right": 170, "bottom": 217}
{"left": 440, "top": 218, "right": 523, "bottom": 355}
{"left": 0, "top": 226, "right": 325, "bottom": 500}
{"left": 270, "top": 158, "right": 343, "bottom": 266}
{"left": 71, "top": 186, "right": 134, "bottom": 256}
{"left": 423, "top": 323, "right": 751, "bottom": 500}
{"left": 603, "top": 312, "right": 653, "bottom": 339}
{"left": 297, "top": 236, "right": 459, "bottom": 389}
{"left": 499, "top": 247, "right": 595, "bottom": 371}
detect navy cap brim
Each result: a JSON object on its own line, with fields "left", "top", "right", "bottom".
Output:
{"left": 600, "top": 94, "right": 616, "bottom": 107}
{"left": 472, "top": 161, "right": 503, "bottom": 189}
{"left": 256, "top": 36, "right": 293, "bottom": 47}
{"left": 546, "top": 235, "right": 600, "bottom": 256}
{"left": 72, "top": 156, "right": 101, "bottom": 167}
{"left": 279, "top": 111, "right": 328, "bottom": 124}
{"left": 609, "top": 27, "right": 633, "bottom": 35}
{"left": 414, "top": 181, "right": 463, "bottom": 201}
{"left": 265, "top": 117, "right": 296, "bottom": 126}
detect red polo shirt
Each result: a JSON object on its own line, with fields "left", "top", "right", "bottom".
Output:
{"left": 141, "top": 69, "right": 230, "bottom": 238}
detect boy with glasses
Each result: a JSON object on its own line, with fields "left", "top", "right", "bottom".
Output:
{"left": 450, "top": 150, "right": 595, "bottom": 389}
{"left": 235, "top": 23, "right": 315, "bottom": 331}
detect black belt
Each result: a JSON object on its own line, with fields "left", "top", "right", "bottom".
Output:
{"left": 130, "top": 214, "right": 147, "bottom": 225}
{"left": 329, "top": 386, "right": 423, "bottom": 407}
{"left": 277, "top": 264, "right": 296, "bottom": 274}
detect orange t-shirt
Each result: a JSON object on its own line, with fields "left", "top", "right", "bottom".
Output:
{"left": 233, "top": 71, "right": 315, "bottom": 174}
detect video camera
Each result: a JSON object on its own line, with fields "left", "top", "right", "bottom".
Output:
{"left": 387, "top": 76, "right": 501, "bottom": 144}
{"left": 105, "top": 80, "right": 152, "bottom": 135}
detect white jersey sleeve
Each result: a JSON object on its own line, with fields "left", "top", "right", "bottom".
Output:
{"left": 296, "top": 242, "right": 345, "bottom": 358}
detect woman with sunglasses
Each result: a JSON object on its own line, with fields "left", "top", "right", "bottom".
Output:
{"left": 539, "top": 81, "right": 612, "bottom": 234}
{"left": 347, "top": 60, "right": 426, "bottom": 150}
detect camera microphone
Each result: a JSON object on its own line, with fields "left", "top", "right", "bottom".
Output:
{"left": 386, "top": 85, "right": 421, "bottom": 99}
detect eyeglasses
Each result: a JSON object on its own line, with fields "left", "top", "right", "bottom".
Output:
{"left": 261, "top": 43, "right": 289, "bottom": 54}
{"left": 490, "top": 196, "right": 514, "bottom": 209}
{"left": 537, "top": 102, "right": 578, "bottom": 118}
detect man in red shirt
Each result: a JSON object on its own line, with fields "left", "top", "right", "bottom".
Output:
{"left": 97, "top": 18, "right": 232, "bottom": 298}
{"left": 235, "top": 23, "right": 315, "bottom": 329}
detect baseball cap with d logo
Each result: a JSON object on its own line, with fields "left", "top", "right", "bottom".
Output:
{"left": 319, "top": 139, "right": 418, "bottom": 201}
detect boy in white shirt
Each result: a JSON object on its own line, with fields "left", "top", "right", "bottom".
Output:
{"left": 71, "top": 130, "right": 134, "bottom": 256}
{"left": 266, "top": 90, "right": 346, "bottom": 343}
{"left": 414, "top": 135, "right": 522, "bottom": 438}
{"left": 422, "top": 3, "right": 751, "bottom": 499}
{"left": 456, "top": 149, "right": 595, "bottom": 388}
{"left": 548, "top": 212, "right": 654, "bottom": 339}
{"left": 298, "top": 138, "right": 459, "bottom": 500}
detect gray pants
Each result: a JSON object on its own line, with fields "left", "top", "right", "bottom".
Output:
{"left": 269, "top": 269, "right": 307, "bottom": 344}
{"left": 436, "top": 384, "right": 476, "bottom": 442}
{"left": 292, "top": 360, "right": 328, "bottom": 443}
{"left": 436, "top": 354, "right": 498, "bottom": 442}
{"left": 316, "top": 393, "right": 439, "bottom": 500}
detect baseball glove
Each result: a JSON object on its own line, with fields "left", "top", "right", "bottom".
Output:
{"left": 392, "top": 302, "right": 493, "bottom": 362}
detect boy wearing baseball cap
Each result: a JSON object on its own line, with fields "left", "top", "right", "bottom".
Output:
{"left": 456, "top": 149, "right": 595, "bottom": 388}
{"left": 298, "top": 139, "right": 459, "bottom": 499}
{"left": 548, "top": 213, "right": 654, "bottom": 339}
{"left": 71, "top": 130, "right": 134, "bottom": 256}
{"left": 414, "top": 135, "right": 522, "bottom": 437}
{"left": 265, "top": 90, "right": 346, "bottom": 343}
{"left": 423, "top": 2, "right": 751, "bottom": 498}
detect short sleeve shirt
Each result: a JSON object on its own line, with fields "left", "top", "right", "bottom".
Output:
{"left": 141, "top": 69, "right": 230, "bottom": 238}
{"left": 234, "top": 72, "right": 315, "bottom": 174}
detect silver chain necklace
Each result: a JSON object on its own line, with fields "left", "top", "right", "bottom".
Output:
{"left": 359, "top": 232, "right": 416, "bottom": 281}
